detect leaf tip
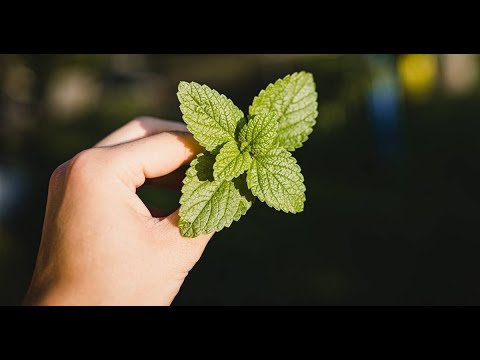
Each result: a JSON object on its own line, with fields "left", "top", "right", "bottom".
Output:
{"left": 178, "top": 81, "right": 190, "bottom": 91}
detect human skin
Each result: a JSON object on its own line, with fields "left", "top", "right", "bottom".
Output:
{"left": 23, "top": 117, "right": 214, "bottom": 306}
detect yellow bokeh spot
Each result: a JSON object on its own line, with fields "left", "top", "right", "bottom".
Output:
{"left": 398, "top": 54, "right": 438, "bottom": 99}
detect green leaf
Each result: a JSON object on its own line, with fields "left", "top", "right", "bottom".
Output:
{"left": 249, "top": 71, "right": 318, "bottom": 151}
{"left": 177, "top": 81, "right": 244, "bottom": 151}
{"left": 238, "top": 112, "right": 278, "bottom": 155}
{"left": 179, "top": 153, "right": 254, "bottom": 238}
{"left": 232, "top": 173, "right": 256, "bottom": 220}
{"left": 238, "top": 120, "right": 248, "bottom": 145}
{"left": 235, "top": 117, "right": 248, "bottom": 140}
{"left": 213, "top": 141, "right": 252, "bottom": 181}
{"left": 246, "top": 148, "right": 305, "bottom": 213}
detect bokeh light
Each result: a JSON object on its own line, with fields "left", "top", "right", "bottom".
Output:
{"left": 398, "top": 54, "right": 438, "bottom": 101}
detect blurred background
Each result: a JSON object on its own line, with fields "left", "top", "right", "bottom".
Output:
{"left": 1, "top": 54, "right": 480, "bottom": 305}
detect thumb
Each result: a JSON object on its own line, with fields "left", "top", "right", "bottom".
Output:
{"left": 106, "top": 131, "right": 203, "bottom": 190}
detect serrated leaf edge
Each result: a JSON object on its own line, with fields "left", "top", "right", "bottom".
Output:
{"left": 177, "top": 81, "right": 243, "bottom": 151}
{"left": 246, "top": 152, "right": 306, "bottom": 214}
{"left": 179, "top": 179, "right": 253, "bottom": 237}
{"left": 249, "top": 71, "right": 318, "bottom": 152}
{"left": 178, "top": 154, "right": 253, "bottom": 237}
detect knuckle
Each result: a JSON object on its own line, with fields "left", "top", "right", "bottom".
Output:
{"left": 49, "top": 161, "right": 69, "bottom": 188}
{"left": 129, "top": 116, "right": 152, "bottom": 127}
{"left": 67, "top": 148, "right": 105, "bottom": 179}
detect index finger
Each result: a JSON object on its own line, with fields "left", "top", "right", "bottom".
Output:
{"left": 95, "top": 117, "right": 188, "bottom": 148}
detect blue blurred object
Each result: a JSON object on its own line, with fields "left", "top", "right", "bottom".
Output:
{"left": 367, "top": 55, "right": 402, "bottom": 167}
{"left": 0, "top": 166, "right": 25, "bottom": 219}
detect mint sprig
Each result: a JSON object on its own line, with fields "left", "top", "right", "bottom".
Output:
{"left": 177, "top": 71, "right": 318, "bottom": 237}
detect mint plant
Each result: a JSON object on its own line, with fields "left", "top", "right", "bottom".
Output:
{"left": 177, "top": 71, "right": 318, "bottom": 237}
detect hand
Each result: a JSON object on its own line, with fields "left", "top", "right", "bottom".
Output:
{"left": 24, "top": 117, "right": 214, "bottom": 305}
